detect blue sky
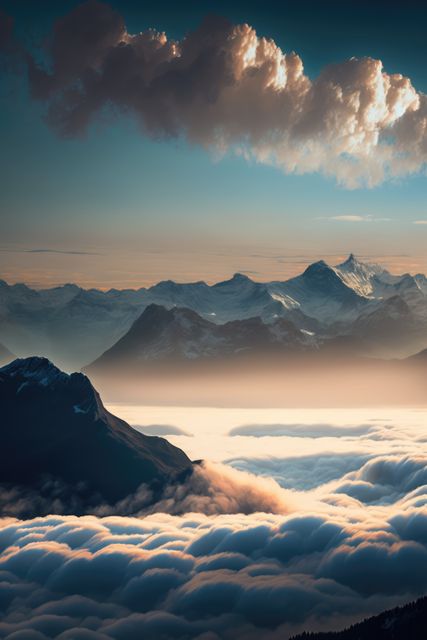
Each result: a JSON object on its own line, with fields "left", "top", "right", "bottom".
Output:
{"left": 0, "top": 0, "right": 426, "bottom": 287}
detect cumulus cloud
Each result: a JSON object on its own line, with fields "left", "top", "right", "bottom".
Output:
{"left": 19, "top": 1, "right": 427, "bottom": 188}
{"left": 333, "top": 456, "right": 427, "bottom": 504}
{"left": 1, "top": 452, "right": 427, "bottom": 637}
{"left": 0, "top": 505, "right": 425, "bottom": 639}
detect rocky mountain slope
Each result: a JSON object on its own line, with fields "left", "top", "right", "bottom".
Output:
{"left": 0, "top": 357, "right": 193, "bottom": 515}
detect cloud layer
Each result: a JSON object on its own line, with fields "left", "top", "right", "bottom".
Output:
{"left": 229, "top": 422, "right": 377, "bottom": 438}
{"left": 1, "top": 400, "right": 427, "bottom": 638}
{"left": 1, "top": 490, "right": 427, "bottom": 639}
{"left": 22, "top": 0, "right": 427, "bottom": 187}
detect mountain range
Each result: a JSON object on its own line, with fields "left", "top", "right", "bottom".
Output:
{"left": 0, "top": 357, "right": 193, "bottom": 516}
{"left": 87, "top": 303, "right": 317, "bottom": 372}
{"left": 1, "top": 254, "right": 427, "bottom": 368}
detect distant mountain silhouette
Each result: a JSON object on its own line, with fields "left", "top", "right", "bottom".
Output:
{"left": 86, "top": 303, "right": 316, "bottom": 372}
{"left": 291, "top": 596, "right": 427, "bottom": 639}
{"left": 0, "top": 357, "right": 193, "bottom": 516}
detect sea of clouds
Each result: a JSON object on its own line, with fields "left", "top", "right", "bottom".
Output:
{"left": 1, "top": 445, "right": 427, "bottom": 639}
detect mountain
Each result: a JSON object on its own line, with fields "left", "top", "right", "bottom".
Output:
{"left": 146, "top": 273, "right": 318, "bottom": 328}
{"left": 291, "top": 595, "right": 427, "bottom": 639}
{"left": 0, "top": 280, "right": 148, "bottom": 368}
{"left": 0, "top": 357, "right": 192, "bottom": 514}
{"left": 2, "top": 255, "right": 427, "bottom": 367}
{"left": 334, "top": 253, "right": 393, "bottom": 297}
{"left": 268, "top": 260, "right": 371, "bottom": 324}
{"left": 86, "top": 303, "right": 317, "bottom": 372}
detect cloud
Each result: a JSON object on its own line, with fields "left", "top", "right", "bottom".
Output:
{"left": 0, "top": 462, "right": 294, "bottom": 520}
{"left": 133, "top": 424, "right": 193, "bottom": 437}
{"left": 328, "top": 215, "right": 370, "bottom": 222}
{"left": 139, "top": 462, "right": 295, "bottom": 517}
{"left": 319, "top": 215, "right": 391, "bottom": 222}
{"left": 333, "top": 456, "right": 427, "bottom": 504}
{"left": 229, "top": 423, "right": 377, "bottom": 438}
{"left": 0, "top": 504, "right": 425, "bottom": 639}
{"left": 227, "top": 453, "right": 371, "bottom": 490}
{"left": 24, "top": 248, "right": 101, "bottom": 255}
{"left": 1, "top": 452, "right": 427, "bottom": 637}
{"left": 413, "top": 220, "right": 427, "bottom": 225}
{"left": 18, "top": 1, "right": 427, "bottom": 188}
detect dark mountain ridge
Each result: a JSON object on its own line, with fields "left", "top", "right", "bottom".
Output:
{"left": 0, "top": 357, "right": 193, "bottom": 515}
{"left": 291, "top": 595, "right": 427, "bottom": 640}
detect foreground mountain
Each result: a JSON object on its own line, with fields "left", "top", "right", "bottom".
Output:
{"left": 292, "top": 595, "right": 427, "bottom": 639}
{"left": 1, "top": 255, "right": 427, "bottom": 367}
{"left": 0, "top": 357, "right": 192, "bottom": 515}
{"left": 86, "top": 303, "right": 317, "bottom": 372}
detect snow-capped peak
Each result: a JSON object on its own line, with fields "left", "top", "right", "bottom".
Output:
{"left": 0, "top": 356, "right": 69, "bottom": 386}
{"left": 335, "top": 254, "right": 388, "bottom": 297}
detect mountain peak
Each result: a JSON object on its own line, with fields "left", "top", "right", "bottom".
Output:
{"left": 303, "top": 260, "right": 332, "bottom": 276}
{"left": 344, "top": 252, "right": 357, "bottom": 264}
{"left": 225, "top": 272, "right": 253, "bottom": 284}
{"left": 213, "top": 272, "right": 254, "bottom": 289}
{"left": 0, "top": 356, "right": 69, "bottom": 386}
{"left": 338, "top": 253, "right": 364, "bottom": 270}
{"left": 231, "top": 272, "right": 251, "bottom": 281}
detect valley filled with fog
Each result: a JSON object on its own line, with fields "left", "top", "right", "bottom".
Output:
{"left": 2, "top": 401, "right": 427, "bottom": 638}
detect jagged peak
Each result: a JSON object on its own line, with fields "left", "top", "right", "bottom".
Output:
{"left": 336, "top": 253, "right": 386, "bottom": 275}
{"left": 0, "top": 356, "right": 95, "bottom": 391}
{"left": 342, "top": 253, "right": 358, "bottom": 265}
{"left": 1, "top": 357, "right": 102, "bottom": 417}
{"left": 0, "top": 356, "right": 71, "bottom": 386}
{"left": 336, "top": 253, "right": 367, "bottom": 271}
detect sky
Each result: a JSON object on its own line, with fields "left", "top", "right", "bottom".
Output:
{"left": 1, "top": 0, "right": 427, "bottom": 288}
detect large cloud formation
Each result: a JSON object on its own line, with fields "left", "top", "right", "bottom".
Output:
{"left": 20, "top": 0, "right": 427, "bottom": 187}
{"left": 1, "top": 453, "right": 427, "bottom": 638}
{"left": 0, "top": 505, "right": 426, "bottom": 639}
